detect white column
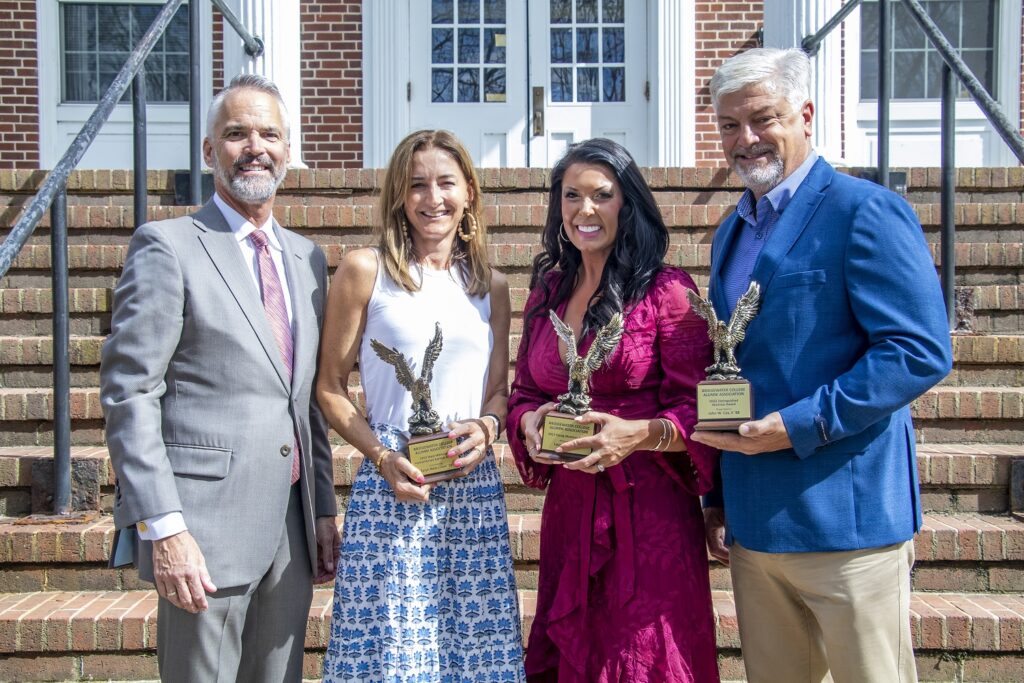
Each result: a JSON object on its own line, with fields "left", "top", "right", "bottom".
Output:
{"left": 763, "top": 0, "right": 845, "bottom": 163}
{"left": 362, "top": 0, "right": 410, "bottom": 168}
{"left": 649, "top": 0, "right": 696, "bottom": 166}
{"left": 221, "top": 0, "right": 306, "bottom": 167}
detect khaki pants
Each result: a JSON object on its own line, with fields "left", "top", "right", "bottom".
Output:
{"left": 730, "top": 540, "right": 917, "bottom": 683}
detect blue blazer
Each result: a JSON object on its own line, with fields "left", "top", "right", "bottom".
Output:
{"left": 707, "top": 158, "right": 952, "bottom": 553}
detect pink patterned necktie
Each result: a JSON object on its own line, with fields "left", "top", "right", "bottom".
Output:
{"left": 249, "top": 228, "right": 301, "bottom": 485}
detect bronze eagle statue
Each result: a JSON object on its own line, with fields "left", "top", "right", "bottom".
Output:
{"left": 549, "top": 310, "right": 624, "bottom": 415}
{"left": 370, "top": 322, "right": 444, "bottom": 434}
{"left": 686, "top": 281, "right": 761, "bottom": 380}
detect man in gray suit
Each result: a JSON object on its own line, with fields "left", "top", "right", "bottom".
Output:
{"left": 100, "top": 74, "right": 339, "bottom": 681}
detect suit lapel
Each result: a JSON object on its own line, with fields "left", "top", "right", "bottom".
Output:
{"left": 193, "top": 202, "right": 291, "bottom": 390}
{"left": 709, "top": 212, "right": 743, "bottom": 318}
{"left": 276, "top": 224, "right": 314, "bottom": 397}
{"left": 749, "top": 158, "right": 832, "bottom": 293}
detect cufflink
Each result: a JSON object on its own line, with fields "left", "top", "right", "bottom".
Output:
{"left": 137, "top": 521, "right": 148, "bottom": 532}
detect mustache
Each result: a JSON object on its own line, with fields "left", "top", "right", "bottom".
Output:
{"left": 232, "top": 153, "right": 275, "bottom": 170}
{"left": 732, "top": 144, "right": 778, "bottom": 159}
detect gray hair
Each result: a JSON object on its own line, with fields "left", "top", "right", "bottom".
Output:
{"left": 206, "top": 73, "right": 291, "bottom": 141}
{"left": 709, "top": 48, "right": 811, "bottom": 111}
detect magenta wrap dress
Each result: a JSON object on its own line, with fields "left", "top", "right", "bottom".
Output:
{"left": 507, "top": 267, "right": 721, "bottom": 682}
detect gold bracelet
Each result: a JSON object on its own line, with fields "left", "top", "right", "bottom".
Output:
{"left": 371, "top": 449, "right": 392, "bottom": 471}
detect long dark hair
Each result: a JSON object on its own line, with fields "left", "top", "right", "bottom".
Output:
{"left": 524, "top": 138, "right": 668, "bottom": 337}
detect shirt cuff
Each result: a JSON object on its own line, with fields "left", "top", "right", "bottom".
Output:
{"left": 136, "top": 511, "right": 187, "bottom": 541}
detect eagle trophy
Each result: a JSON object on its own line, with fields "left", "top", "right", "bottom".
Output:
{"left": 686, "top": 281, "right": 761, "bottom": 380}
{"left": 548, "top": 310, "right": 624, "bottom": 415}
{"left": 370, "top": 322, "right": 444, "bottom": 435}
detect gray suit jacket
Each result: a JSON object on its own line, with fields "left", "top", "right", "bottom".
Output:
{"left": 100, "top": 201, "right": 336, "bottom": 588}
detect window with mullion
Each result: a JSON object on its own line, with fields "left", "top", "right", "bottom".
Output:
{"left": 431, "top": 0, "right": 507, "bottom": 103}
{"left": 60, "top": 2, "right": 190, "bottom": 104}
{"left": 549, "top": 0, "right": 625, "bottom": 103}
{"left": 860, "top": 0, "right": 997, "bottom": 100}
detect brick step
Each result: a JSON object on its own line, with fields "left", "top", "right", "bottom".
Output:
{"left": 4, "top": 198, "right": 1024, "bottom": 233}
{"left": 0, "top": 385, "right": 1018, "bottom": 445}
{"left": 0, "top": 587, "right": 1020, "bottom": 682}
{"left": 0, "top": 440, "right": 1020, "bottom": 516}
{"left": 4, "top": 166, "right": 1024, "bottom": 194}
{"left": 1, "top": 284, "right": 1022, "bottom": 334}
{"left": 1, "top": 334, "right": 1019, "bottom": 384}
{"left": 1, "top": 510, "right": 1020, "bottom": 595}
{"left": 3, "top": 239, "right": 1021, "bottom": 290}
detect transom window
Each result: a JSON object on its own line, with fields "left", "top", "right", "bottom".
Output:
{"left": 61, "top": 2, "right": 190, "bottom": 104}
{"left": 860, "top": 0, "right": 997, "bottom": 100}
{"left": 550, "top": 0, "right": 625, "bottom": 103}
{"left": 431, "top": 0, "right": 508, "bottom": 103}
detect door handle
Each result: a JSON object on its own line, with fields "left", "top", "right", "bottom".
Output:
{"left": 532, "top": 86, "right": 544, "bottom": 136}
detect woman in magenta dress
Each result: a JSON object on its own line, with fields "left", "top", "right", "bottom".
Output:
{"left": 507, "top": 138, "right": 720, "bottom": 682}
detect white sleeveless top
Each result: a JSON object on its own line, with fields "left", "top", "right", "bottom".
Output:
{"left": 359, "top": 253, "right": 492, "bottom": 440}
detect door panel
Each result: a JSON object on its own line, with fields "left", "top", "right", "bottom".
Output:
{"left": 527, "top": 0, "right": 648, "bottom": 166}
{"left": 409, "top": 0, "right": 528, "bottom": 166}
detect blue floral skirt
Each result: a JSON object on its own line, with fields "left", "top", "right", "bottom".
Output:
{"left": 322, "top": 424, "right": 526, "bottom": 682}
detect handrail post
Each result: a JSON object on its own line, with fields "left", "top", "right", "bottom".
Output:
{"left": 50, "top": 188, "right": 71, "bottom": 516}
{"left": 133, "top": 72, "right": 148, "bottom": 228}
{"left": 877, "top": 0, "right": 890, "bottom": 188}
{"left": 189, "top": 0, "right": 202, "bottom": 205}
{"left": 940, "top": 63, "right": 956, "bottom": 328}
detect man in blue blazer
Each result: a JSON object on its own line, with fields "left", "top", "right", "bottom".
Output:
{"left": 693, "top": 49, "right": 952, "bottom": 683}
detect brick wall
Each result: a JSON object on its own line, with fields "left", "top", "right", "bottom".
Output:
{"left": 300, "top": 0, "right": 363, "bottom": 167}
{"left": 0, "top": 1, "right": 39, "bottom": 169}
{"left": 212, "top": 9, "right": 224, "bottom": 94}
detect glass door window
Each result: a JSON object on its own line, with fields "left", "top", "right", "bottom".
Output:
{"left": 430, "top": 0, "right": 509, "bottom": 103}
{"left": 549, "top": 0, "right": 625, "bottom": 102}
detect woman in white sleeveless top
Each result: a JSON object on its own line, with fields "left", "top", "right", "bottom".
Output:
{"left": 317, "top": 130, "right": 525, "bottom": 682}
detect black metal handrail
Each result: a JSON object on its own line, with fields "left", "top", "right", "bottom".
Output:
{"left": 0, "top": 0, "right": 262, "bottom": 515}
{"left": 211, "top": 0, "right": 265, "bottom": 58}
{"left": 801, "top": 0, "right": 1024, "bottom": 329}
{"left": 801, "top": 0, "right": 863, "bottom": 57}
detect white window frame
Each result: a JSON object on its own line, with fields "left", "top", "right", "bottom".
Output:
{"left": 37, "top": 0, "right": 213, "bottom": 169}
{"left": 844, "top": 0, "right": 1022, "bottom": 166}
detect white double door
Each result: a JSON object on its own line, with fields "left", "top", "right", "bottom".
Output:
{"left": 407, "top": 0, "right": 649, "bottom": 167}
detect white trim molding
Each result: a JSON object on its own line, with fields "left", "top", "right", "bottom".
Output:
{"left": 649, "top": 0, "right": 696, "bottom": 166}
{"left": 361, "top": 0, "right": 411, "bottom": 169}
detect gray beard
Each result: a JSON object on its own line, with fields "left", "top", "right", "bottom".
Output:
{"left": 213, "top": 154, "right": 286, "bottom": 203}
{"left": 733, "top": 151, "right": 785, "bottom": 196}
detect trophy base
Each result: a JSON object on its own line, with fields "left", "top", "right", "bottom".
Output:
{"left": 407, "top": 432, "right": 467, "bottom": 484}
{"left": 540, "top": 411, "right": 595, "bottom": 462}
{"left": 694, "top": 379, "right": 754, "bottom": 431}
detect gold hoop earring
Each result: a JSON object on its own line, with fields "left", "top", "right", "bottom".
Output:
{"left": 458, "top": 209, "right": 478, "bottom": 242}
{"left": 558, "top": 222, "right": 570, "bottom": 245}
{"left": 401, "top": 217, "right": 416, "bottom": 258}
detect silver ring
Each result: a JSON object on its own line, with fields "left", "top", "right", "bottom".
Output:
{"left": 167, "top": 590, "right": 177, "bottom": 597}
{"left": 596, "top": 464, "right": 605, "bottom": 473}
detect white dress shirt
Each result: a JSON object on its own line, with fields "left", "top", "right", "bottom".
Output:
{"left": 136, "top": 194, "right": 295, "bottom": 541}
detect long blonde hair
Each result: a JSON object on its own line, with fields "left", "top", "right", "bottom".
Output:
{"left": 377, "top": 130, "right": 490, "bottom": 297}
